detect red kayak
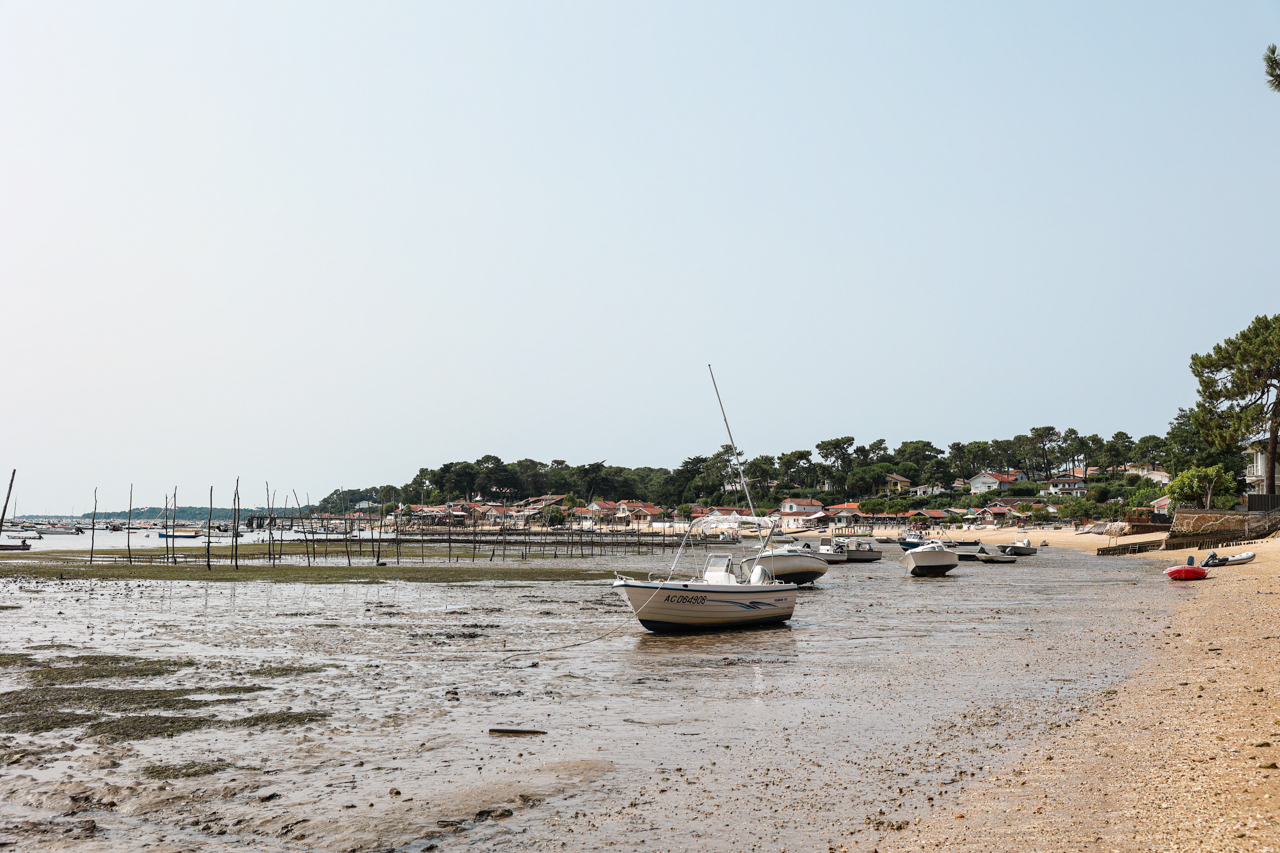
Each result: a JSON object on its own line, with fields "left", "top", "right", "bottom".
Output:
{"left": 1165, "top": 565, "right": 1209, "bottom": 581}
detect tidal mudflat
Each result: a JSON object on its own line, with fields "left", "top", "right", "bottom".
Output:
{"left": 0, "top": 547, "right": 1168, "bottom": 851}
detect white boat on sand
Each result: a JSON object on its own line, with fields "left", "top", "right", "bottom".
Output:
{"left": 1000, "top": 539, "right": 1037, "bottom": 556}
{"left": 614, "top": 553, "right": 798, "bottom": 632}
{"left": 743, "top": 545, "right": 830, "bottom": 585}
{"left": 901, "top": 541, "right": 960, "bottom": 577}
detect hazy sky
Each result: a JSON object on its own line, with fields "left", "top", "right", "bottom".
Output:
{"left": 2, "top": 2, "right": 1278, "bottom": 513}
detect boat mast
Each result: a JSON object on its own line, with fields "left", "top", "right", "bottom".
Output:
{"left": 707, "top": 366, "right": 778, "bottom": 559}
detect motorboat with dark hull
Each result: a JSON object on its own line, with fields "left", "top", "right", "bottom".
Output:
{"left": 900, "top": 541, "right": 960, "bottom": 577}
{"left": 999, "top": 539, "right": 1037, "bottom": 557}
{"left": 838, "top": 539, "right": 883, "bottom": 562}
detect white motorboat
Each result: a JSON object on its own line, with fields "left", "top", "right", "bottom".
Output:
{"left": 1000, "top": 539, "right": 1037, "bottom": 556}
{"left": 614, "top": 553, "right": 798, "bottom": 632}
{"left": 742, "top": 544, "right": 830, "bottom": 585}
{"left": 836, "top": 538, "right": 882, "bottom": 562}
{"left": 801, "top": 536, "right": 848, "bottom": 565}
{"left": 4, "top": 532, "right": 41, "bottom": 541}
{"left": 36, "top": 525, "right": 82, "bottom": 535}
{"left": 900, "top": 540, "right": 960, "bottom": 577}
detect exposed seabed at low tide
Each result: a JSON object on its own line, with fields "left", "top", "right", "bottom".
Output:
{"left": 0, "top": 547, "right": 1172, "bottom": 851}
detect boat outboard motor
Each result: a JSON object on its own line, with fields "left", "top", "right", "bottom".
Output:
{"left": 1201, "top": 551, "right": 1219, "bottom": 568}
{"left": 749, "top": 565, "right": 774, "bottom": 585}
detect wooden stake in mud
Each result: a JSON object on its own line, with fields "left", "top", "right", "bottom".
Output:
{"left": 206, "top": 486, "right": 213, "bottom": 571}
{"left": 265, "top": 483, "right": 274, "bottom": 568}
{"left": 232, "top": 477, "right": 240, "bottom": 571}
{"left": 0, "top": 470, "right": 16, "bottom": 545}
{"left": 172, "top": 486, "right": 179, "bottom": 565}
{"left": 89, "top": 487, "right": 97, "bottom": 565}
{"left": 162, "top": 495, "right": 170, "bottom": 564}
{"left": 127, "top": 484, "right": 133, "bottom": 565}
{"left": 294, "top": 489, "right": 311, "bottom": 567}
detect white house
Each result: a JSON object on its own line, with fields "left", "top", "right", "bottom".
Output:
{"left": 968, "top": 472, "right": 1017, "bottom": 494}
{"left": 1245, "top": 447, "right": 1280, "bottom": 494}
{"left": 909, "top": 484, "right": 945, "bottom": 497}
{"left": 1126, "top": 464, "right": 1173, "bottom": 486}
{"left": 1041, "top": 476, "right": 1088, "bottom": 497}
{"left": 779, "top": 498, "right": 824, "bottom": 514}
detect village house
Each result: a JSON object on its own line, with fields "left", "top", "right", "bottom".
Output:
{"left": 909, "top": 484, "right": 945, "bottom": 497}
{"left": 968, "top": 471, "right": 1018, "bottom": 494}
{"left": 1125, "top": 464, "right": 1173, "bottom": 486}
{"left": 617, "top": 500, "right": 665, "bottom": 525}
{"left": 779, "top": 497, "right": 824, "bottom": 514}
{"left": 883, "top": 473, "right": 911, "bottom": 495}
{"left": 586, "top": 499, "right": 618, "bottom": 518}
{"left": 1245, "top": 446, "right": 1280, "bottom": 494}
{"left": 1042, "top": 475, "right": 1088, "bottom": 497}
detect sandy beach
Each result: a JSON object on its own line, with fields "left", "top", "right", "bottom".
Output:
{"left": 880, "top": 527, "right": 1280, "bottom": 852}
{"left": 0, "top": 528, "right": 1274, "bottom": 851}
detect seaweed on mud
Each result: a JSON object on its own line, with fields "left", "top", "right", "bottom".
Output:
{"left": 86, "top": 715, "right": 219, "bottom": 742}
{"left": 0, "top": 711, "right": 101, "bottom": 734}
{"left": 232, "top": 710, "right": 329, "bottom": 729}
{"left": 0, "top": 653, "right": 35, "bottom": 668}
{"left": 26, "top": 657, "right": 196, "bottom": 685}
{"left": 206, "top": 685, "right": 270, "bottom": 695}
{"left": 243, "top": 664, "right": 329, "bottom": 678}
{"left": 0, "top": 605, "right": 20, "bottom": 611}
{"left": 89, "top": 709, "right": 329, "bottom": 742}
{"left": 25, "top": 644, "right": 75, "bottom": 650}
{"left": 141, "top": 759, "right": 232, "bottom": 780}
{"left": 0, "top": 686, "right": 262, "bottom": 715}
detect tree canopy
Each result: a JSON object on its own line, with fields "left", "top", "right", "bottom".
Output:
{"left": 1190, "top": 314, "right": 1280, "bottom": 494}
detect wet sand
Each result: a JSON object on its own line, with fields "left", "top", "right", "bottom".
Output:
{"left": 0, "top": 542, "right": 1178, "bottom": 851}
{"left": 881, "top": 529, "right": 1280, "bottom": 852}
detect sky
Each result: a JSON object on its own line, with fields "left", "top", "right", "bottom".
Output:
{"left": 1, "top": 1, "right": 1278, "bottom": 514}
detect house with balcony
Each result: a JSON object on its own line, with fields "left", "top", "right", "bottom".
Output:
{"left": 1042, "top": 475, "right": 1088, "bottom": 497}
{"left": 1245, "top": 447, "right": 1280, "bottom": 494}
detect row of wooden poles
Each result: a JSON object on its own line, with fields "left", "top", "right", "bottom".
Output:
{"left": 0, "top": 471, "right": 706, "bottom": 569}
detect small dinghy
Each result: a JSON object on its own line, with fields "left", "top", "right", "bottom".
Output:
{"left": 1165, "top": 556, "right": 1208, "bottom": 581}
{"left": 1200, "top": 551, "right": 1255, "bottom": 568}
{"left": 977, "top": 545, "right": 1016, "bottom": 564}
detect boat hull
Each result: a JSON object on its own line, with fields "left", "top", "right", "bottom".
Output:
{"left": 1165, "top": 566, "right": 1208, "bottom": 581}
{"left": 613, "top": 580, "right": 797, "bottom": 632}
{"left": 0, "top": 542, "right": 31, "bottom": 551}
{"left": 901, "top": 549, "right": 960, "bottom": 577}
{"left": 1202, "top": 552, "right": 1255, "bottom": 568}
{"left": 1000, "top": 545, "right": 1036, "bottom": 556}
{"left": 844, "top": 549, "right": 882, "bottom": 562}
{"left": 742, "top": 552, "right": 830, "bottom": 586}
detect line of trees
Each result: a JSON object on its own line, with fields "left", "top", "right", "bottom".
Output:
{"left": 321, "top": 306, "right": 1280, "bottom": 516}
{"left": 316, "top": 407, "right": 1247, "bottom": 515}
